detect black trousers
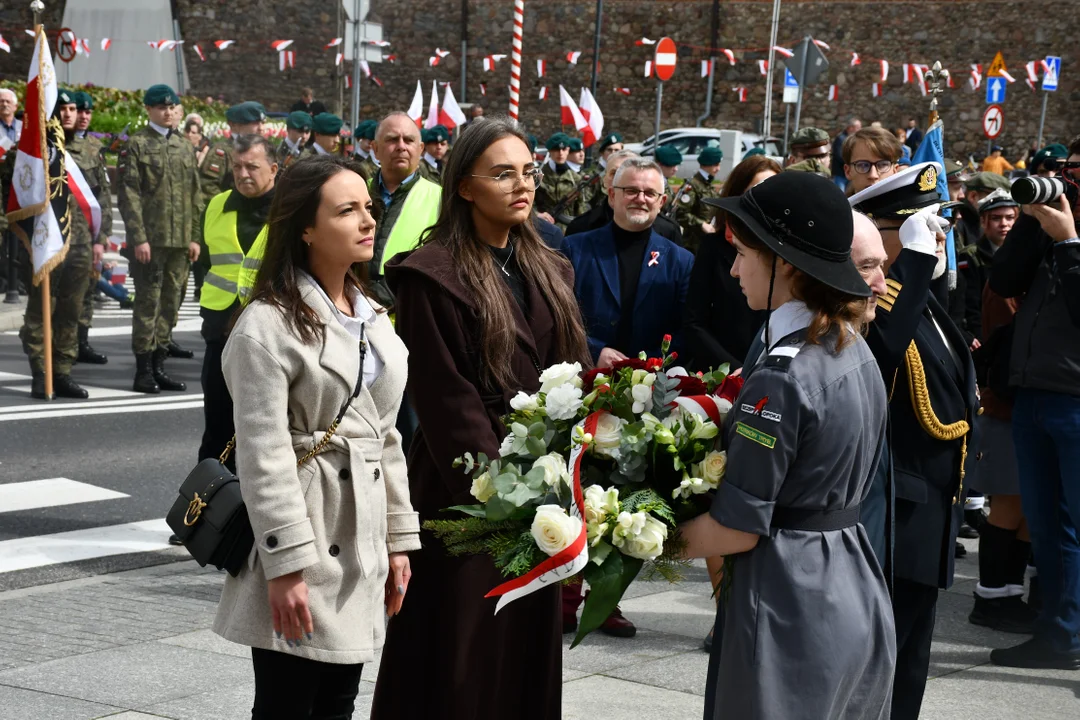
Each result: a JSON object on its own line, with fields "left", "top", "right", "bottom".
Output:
{"left": 251, "top": 647, "right": 363, "bottom": 720}
{"left": 891, "top": 577, "right": 940, "bottom": 720}
{"left": 199, "top": 338, "right": 236, "bottom": 472}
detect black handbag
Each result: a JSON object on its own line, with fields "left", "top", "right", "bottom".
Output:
{"left": 167, "top": 329, "right": 368, "bottom": 576}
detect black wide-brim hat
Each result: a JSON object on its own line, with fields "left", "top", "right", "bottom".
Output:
{"left": 704, "top": 173, "right": 869, "bottom": 298}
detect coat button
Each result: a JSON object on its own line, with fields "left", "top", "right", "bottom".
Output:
{"left": 339, "top": 468, "right": 351, "bottom": 480}
{"left": 266, "top": 536, "right": 278, "bottom": 549}
{"left": 373, "top": 468, "right": 381, "bottom": 480}
{"left": 328, "top": 544, "right": 340, "bottom": 557}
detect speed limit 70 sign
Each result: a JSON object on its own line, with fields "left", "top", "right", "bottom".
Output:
{"left": 983, "top": 104, "right": 1004, "bottom": 140}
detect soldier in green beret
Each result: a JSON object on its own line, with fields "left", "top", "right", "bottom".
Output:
{"left": 117, "top": 84, "right": 203, "bottom": 393}
{"left": 743, "top": 146, "right": 767, "bottom": 159}
{"left": 277, "top": 110, "right": 312, "bottom": 170}
{"left": 69, "top": 90, "right": 114, "bottom": 365}
{"left": 354, "top": 119, "right": 380, "bottom": 179}
{"left": 311, "top": 112, "right": 343, "bottom": 155}
{"left": 538, "top": 132, "right": 586, "bottom": 229}
{"left": 418, "top": 124, "right": 450, "bottom": 183}
{"left": 654, "top": 144, "right": 683, "bottom": 206}
{"left": 567, "top": 137, "right": 586, "bottom": 171}
{"left": 1031, "top": 143, "right": 1068, "bottom": 177}
{"left": 674, "top": 145, "right": 723, "bottom": 254}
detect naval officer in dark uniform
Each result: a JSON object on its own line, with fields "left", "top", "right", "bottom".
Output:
{"left": 851, "top": 162, "right": 982, "bottom": 720}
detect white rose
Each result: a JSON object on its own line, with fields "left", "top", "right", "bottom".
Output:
{"left": 701, "top": 450, "right": 727, "bottom": 485}
{"left": 591, "top": 413, "right": 626, "bottom": 458}
{"left": 532, "top": 453, "right": 570, "bottom": 488}
{"left": 619, "top": 515, "right": 668, "bottom": 561}
{"left": 539, "top": 362, "right": 584, "bottom": 394}
{"left": 530, "top": 504, "right": 583, "bottom": 556}
{"left": 631, "top": 383, "right": 654, "bottom": 414}
{"left": 470, "top": 472, "right": 496, "bottom": 502}
{"left": 510, "top": 391, "right": 540, "bottom": 413}
{"left": 545, "top": 384, "right": 584, "bottom": 421}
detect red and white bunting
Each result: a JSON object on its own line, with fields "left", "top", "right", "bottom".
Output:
{"left": 850, "top": 52, "right": 860, "bottom": 67}
{"left": 79, "top": 38, "right": 91, "bottom": 56}
{"left": 732, "top": 87, "right": 747, "bottom": 103}
{"left": 872, "top": 82, "right": 883, "bottom": 98}
{"left": 371, "top": 76, "right": 384, "bottom": 88}
{"left": 271, "top": 39, "right": 294, "bottom": 52}
{"left": 644, "top": 60, "right": 653, "bottom": 77}
{"left": 100, "top": 38, "right": 111, "bottom": 51}
{"left": 146, "top": 40, "right": 164, "bottom": 50}
{"left": 407, "top": 80, "right": 424, "bottom": 127}
{"left": 429, "top": 55, "right": 441, "bottom": 67}
{"left": 439, "top": 84, "right": 467, "bottom": 129}
{"left": 325, "top": 37, "right": 343, "bottom": 49}
{"left": 828, "top": 85, "right": 838, "bottom": 101}
{"left": 384, "top": 54, "right": 397, "bottom": 63}
{"left": 483, "top": 55, "right": 495, "bottom": 72}
{"left": 435, "top": 47, "right": 451, "bottom": 58}
{"left": 539, "top": 86, "right": 548, "bottom": 101}
{"left": 1026, "top": 78, "right": 1037, "bottom": 92}
{"left": 359, "top": 60, "right": 371, "bottom": 77}
{"left": 214, "top": 40, "right": 234, "bottom": 50}
{"left": 970, "top": 64, "right": 983, "bottom": 90}
{"left": 772, "top": 46, "right": 794, "bottom": 58}
{"left": 1025, "top": 61, "right": 1039, "bottom": 83}
{"left": 367, "top": 40, "right": 391, "bottom": 48}
{"left": 902, "top": 63, "right": 915, "bottom": 84}
{"left": 345, "top": 75, "right": 351, "bottom": 89}
{"left": 278, "top": 50, "right": 295, "bottom": 71}
{"left": 558, "top": 85, "right": 588, "bottom": 130}
{"left": 879, "top": 60, "right": 889, "bottom": 83}
{"left": 721, "top": 48, "right": 735, "bottom": 66}
{"left": 0, "top": 34, "right": 10, "bottom": 53}
{"left": 425, "top": 80, "right": 439, "bottom": 129}
{"left": 537, "top": 59, "right": 547, "bottom": 77}
{"left": 701, "top": 59, "right": 713, "bottom": 77}
{"left": 479, "top": 82, "right": 487, "bottom": 96}
{"left": 615, "top": 87, "right": 631, "bottom": 96}
{"left": 757, "top": 59, "right": 769, "bottom": 75}
{"left": 946, "top": 73, "right": 955, "bottom": 88}
{"left": 335, "top": 52, "right": 343, "bottom": 66}
{"left": 193, "top": 44, "right": 206, "bottom": 62}
{"left": 566, "top": 50, "right": 582, "bottom": 65}
{"left": 999, "top": 69, "right": 1016, "bottom": 83}
{"left": 813, "top": 39, "right": 831, "bottom": 50}
{"left": 635, "top": 37, "right": 656, "bottom": 46}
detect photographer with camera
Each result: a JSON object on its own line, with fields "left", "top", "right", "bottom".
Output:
{"left": 988, "top": 137, "right": 1080, "bottom": 671}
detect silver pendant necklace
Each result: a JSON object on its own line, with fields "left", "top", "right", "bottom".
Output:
{"left": 496, "top": 239, "right": 515, "bottom": 277}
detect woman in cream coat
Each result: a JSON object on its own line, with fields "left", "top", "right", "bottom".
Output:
{"left": 213, "top": 154, "right": 420, "bottom": 719}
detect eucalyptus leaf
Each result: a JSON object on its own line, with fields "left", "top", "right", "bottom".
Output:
{"left": 503, "top": 481, "right": 543, "bottom": 507}
{"left": 526, "top": 436, "right": 548, "bottom": 457}
{"left": 485, "top": 495, "right": 516, "bottom": 521}
{"left": 524, "top": 466, "right": 549, "bottom": 490}
{"left": 528, "top": 422, "right": 547, "bottom": 439}
{"left": 493, "top": 472, "right": 518, "bottom": 494}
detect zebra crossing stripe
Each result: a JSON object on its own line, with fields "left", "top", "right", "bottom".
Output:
{"left": 0, "top": 518, "right": 173, "bottom": 573}
{"left": 0, "top": 478, "right": 128, "bottom": 514}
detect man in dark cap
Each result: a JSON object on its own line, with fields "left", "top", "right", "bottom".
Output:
{"left": 418, "top": 124, "right": 450, "bottom": 183}
{"left": 311, "top": 112, "right": 343, "bottom": 155}
{"left": 537, "top": 133, "right": 585, "bottom": 229}
{"left": 354, "top": 119, "right": 379, "bottom": 179}
{"left": 567, "top": 137, "right": 586, "bottom": 171}
{"left": 851, "top": 162, "right": 982, "bottom": 720}
{"left": 1030, "top": 143, "right": 1068, "bottom": 177}
{"left": 117, "top": 84, "right": 202, "bottom": 394}
{"left": 654, "top": 144, "right": 683, "bottom": 206}
{"left": 674, "top": 146, "right": 723, "bottom": 253}
{"left": 787, "top": 127, "right": 832, "bottom": 170}
{"left": 277, "top": 110, "right": 312, "bottom": 170}
{"left": 580, "top": 131, "right": 625, "bottom": 209}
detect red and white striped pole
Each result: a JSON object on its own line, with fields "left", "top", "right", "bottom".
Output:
{"left": 509, "top": 0, "right": 524, "bottom": 120}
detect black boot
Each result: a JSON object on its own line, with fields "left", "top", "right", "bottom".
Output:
{"left": 77, "top": 326, "right": 108, "bottom": 365}
{"left": 54, "top": 374, "right": 89, "bottom": 399}
{"left": 167, "top": 340, "right": 194, "bottom": 359}
{"left": 133, "top": 353, "right": 160, "bottom": 394}
{"left": 969, "top": 593, "right": 1038, "bottom": 634}
{"left": 152, "top": 348, "right": 186, "bottom": 391}
{"left": 30, "top": 371, "right": 47, "bottom": 399}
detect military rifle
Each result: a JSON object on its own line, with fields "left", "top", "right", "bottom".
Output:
{"left": 539, "top": 171, "right": 602, "bottom": 225}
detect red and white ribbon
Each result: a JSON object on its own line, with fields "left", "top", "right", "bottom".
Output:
{"left": 100, "top": 38, "right": 111, "bottom": 51}
{"left": 484, "top": 413, "right": 594, "bottom": 613}
{"left": 672, "top": 394, "right": 727, "bottom": 426}
{"left": 537, "top": 59, "right": 546, "bottom": 77}
{"left": 648, "top": 250, "right": 660, "bottom": 267}
{"left": 566, "top": 50, "right": 582, "bottom": 65}
{"left": 850, "top": 52, "right": 860, "bottom": 67}
{"left": 214, "top": 40, "right": 234, "bottom": 50}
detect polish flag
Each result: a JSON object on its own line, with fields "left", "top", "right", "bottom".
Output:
{"left": 970, "top": 64, "right": 983, "bottom": 90}
{"left": 999, "top": 69, "right": 1016, "bottom": 83}
{"left": 162, "top": 40, "right": 183, "bottom": 52}
{"left": 721, "top": 49, "right": 735, "bottom": 66}
{"left": 271, "top": 40, "right": 294, "bottom": 52}
{"left": 0, "top": 34, "right": 10, "bottom": 53}
{"left": 435, "top": 48, "right": 451, "bottom": 58}
{"left": 214, "top": 40, "right": 235, "bottom": 50}
{"left": 772, "top": 46, "right": 794, "bottom": 58}
{"left": 701, "top": 59, "right": 713, "bottom": 78}
{"left": 879, "top": 60, "right": 889, "bottom": 83}
{"left": 635, "top": 38, "right": 656, "bottom": 46}
{"left": 578, "top": 87, "right": 604, "bottom": 147}
{"left": 850, "top": 52, "right": 860, "bottom": 67}
{"left": 424, "top": 81, "right": 439, "bottom": 129}
{"left": 406, "top": 81, "right": 424, "bottom": 127}
{"left": 325, "top": 38, "right": 343, "bottom": 49}
{"left": 79, "top": 38, "right": 91, "bottom": 56}
{"left": 872, "top": 83, "right": 883, "bottom": 97}
{"left": 193, "top": 44, "right": 206, "bottom": 62}
{"left": 439, "top": 84, "right": 467, "bottom": 129}
{"left": 813, "top": 40, "right": 831, "bottom": 50}
{"left": 615, "top": 88, "right": 631, "bottom": 96}
{"left": 559, "top": 85, "right": 588, "bottom": 130}
{"left": 758, "top": 59, "right": 769, "bottom": 75}
{"left": 902, "top": 63, "right": 915, "bottom": 84}
{"left": 278, "top": 50, "right": 295, "bottom": 71}
{"left": 644, "top": 60, "right": 653, "bottom": 78}
{"left": 345, "top": 75, "right": 352, "bottom": 89}
{"left": 483, "top": 55, "right": 506, "bottom": 72}
{"left": 1025, "top": 61, "right": 1039, "bottom": 83}
{"left": 147, "top": 40, "right": 165, "bottom": 50}
{"left": 828, "top": 85, "right": 838, "bottom": 101}
{"left": 335, "top": 52, "right": 343, "bottom": 66}
{"left": 732, "top": 87, "right": 747, "bottom": 103}
{"left": 100, "top": 38, "right": 111, "bottom": 51}
{"left": 429, "top": 56, "right": 440, "bottom": 67}
{"left": 479, "top": 82, "right": 487, "bottom": 96}
{"left": 539, "top": 86, "right": 548, "bottom": 101}
{"left": 947, "top": 73, "right": 955, "bottom": 89}
{"left": 109, "top": 261, "right": 127, "bottom": 284}
{"left": 537, "top": 59, "right": 547, "bottom": 77}
{"left": 566, "top": 50, "right": 582, "bottom": 65}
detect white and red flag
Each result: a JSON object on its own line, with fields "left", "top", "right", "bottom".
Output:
{"left": 536, "top": 59, "right": 547, "bottom": 77}
{"left": 430, "top": 47, "right": 451, "bottom": 66}
{"left": 278, "top": 50, "right": 295, "bottom": 71}
{"left": 335, "top": 52, "right": 343, "bottom": 66}
{"left": 772, "top": 46, "right": 794, "bottom": 58}
{"left": 733, "top": 87, "right": 747, "bottom": 103}
{"left": 439, "top": 84, "right": 467, "bottom": 129}
{"left": 813, "top": 39, "right": 831, "bottom": 50}
{"left": 538, "top": 86, "right": 548, "bottom": 101}
{"left": 566, "top": 50, "right": 582, "bottom": 65}
{"left": 701, "top": 59, "right": 713, "bottom": 78}
{"left": 850, "top": 52, "right": 860, "bottom": 67}
{"left": 615, "top": 87, "right": 631, "bottom": 96}
{"left": 407, "top": 81, "right": 424, "bottom": 127}
{"left": 271, "top": 40, "right": 294, "bottom": 52}
{"left": 757, "top": 59, "right": 769, "bottom": 75}
{"left": 214, "top": 40, "right": 234, "bottom": 50}
{"left": 872, "top": 83, "right": 883, "bottom": 98}
{"left": 578, "top": 87, "right": 604, "bottom": 147}
{"left": 193, "top": 44, "right": 206, "bottom": 62}
{"left": 1025, "top": 61, "right": 1040, "bottom": 83}
{"left": 0, "top": 34, "right": 10, "bottom": 53}
{"left": 424, "top": 81, "right": 440, "bottom": 129}
{"left": 721, "top": 48, "right": 735, "bottom": 66}
{"left": 635, "top": 38, "right": 656, "bottom": 46}
{"left": 999, "top": 69, "right": 1016, "bottom": 83}
{"left": 558, "top": 85, "right": 588, "bottom": 130}
{"left": 100, "top": 38, "right": 111, "bottom": 51}
{"left": 644, "top": 60, "right": 653, "bottom": 78}
{"left": 359, "top": 60, "right": 371, "bottom": 77}
{"left": 325, "top": 38, "right": 343, "bottom": 49}
{"left": 479, "top": 82, "right": 487, "bottom": 96}
{"left": 828, "top": 85, "right": 838, "bottom": 101}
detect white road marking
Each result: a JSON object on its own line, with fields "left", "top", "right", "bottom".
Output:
{"left": 87, "top": 317, "right": 201, "bottom": 338}
{"left": 0, "top": 393, "right": 203, "bottom": 421}
{"left": 0, "top": 372, "right": 34, "bottom": 382}
{"left": 0, "top": 384, "right": 142, "bottom": 399}
{"left": 0, "top": 478, "right": 128, "bottom": 514}
{"left": 0, "top": 518, "right": 172, "bottom": 573}
{"left": 0, "top": 393, "right": 203, "bottom": 415}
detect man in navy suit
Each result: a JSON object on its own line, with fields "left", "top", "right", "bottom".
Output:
{"left": 563, "top": 157, "right": 695, "bottom": 368}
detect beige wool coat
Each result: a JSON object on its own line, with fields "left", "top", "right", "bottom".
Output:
{"left": 213, "top": 280, "right": 421, "bottom": 665}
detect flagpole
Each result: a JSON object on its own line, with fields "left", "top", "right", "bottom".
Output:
{"left": 30, "top": 1, "right": 53, "bottom": 400}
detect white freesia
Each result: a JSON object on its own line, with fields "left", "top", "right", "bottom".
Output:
{"left": 611, "top": 511, "right": 668, "bottom": 560}
{"left": 545, "top": 384, "right": 584, "bottom": 421}
{"left": 672, "top": 475, "right": 709, "bottom": 500}
{"left": 470, "top": 472, "right": 496, "bottom": 502}
{"left": 499, "top": 433, "right": 517, "bottom": 457}
{"left": 591, "top": 413, "right": 626, "bottom": 458}
{"left": 510, "top": 391, "right": 541, "bottom": 413}
{"left": 539, "top": 362, "right": 584, "bottom": 394}
{"left": 583, "top": 484, "right": 621, "bottom": 531}
{"left": 532, "top": 453, "right": 571, "bottom": 488}
{"left": 530, "top": 504, "right": 583, "bottom": 556}
{"left": 631, "top": 383, "right": 654, "bottom": 414}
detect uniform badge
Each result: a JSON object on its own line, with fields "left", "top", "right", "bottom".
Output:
{"left": 680, "top": 194, "right": 692, "bottom": 204}
{"left": 735, "top": 421, "right": 777, "bottom": 449}
{"left": 917, "top": 165, "right": 938, "bottom": 192}
{"left": 740, "top": 396, "right": 782, "bottom": 422}
{"left": 215, "top": 148, "right": 225, "bottom": 157}
{"left": 209, "top": 163, "right": 220, "bottom": 173}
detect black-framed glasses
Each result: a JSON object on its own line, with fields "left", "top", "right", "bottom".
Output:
{"left": 469, "top": 168, "right": 543, "bottom": 193}
{"left": 613, "top": 186, "right": 663, "bottom": 202}
{"left": 850, "top": 160, "right": 895, "bottom": 175}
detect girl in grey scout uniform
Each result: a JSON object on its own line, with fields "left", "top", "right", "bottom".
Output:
{"left": 681, "top": 173, "right": 896, "bottom": 719}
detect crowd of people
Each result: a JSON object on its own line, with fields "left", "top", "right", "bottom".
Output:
{"left": 1, "top": 79, "right": 1079, "bottom": 720}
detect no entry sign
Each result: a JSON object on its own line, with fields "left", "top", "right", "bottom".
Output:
{"left": 983, "top": 104, "right": 1004, "bottom": 140}
{"left": 654, "top": 37, "right": 677, "bottom": 82}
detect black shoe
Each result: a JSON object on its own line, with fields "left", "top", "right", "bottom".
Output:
{"left": 166, "top": 340, "right": 194, "bottom": 359}
{"left": 30, "top": 371, "right": 47, "bottom": 399}
{"left": 168, "top": 534, "right": 184, "bottom": 546}
{"left": 118, "top": 296, "right": 134, "bottom": 310}
{"left": 969, "top": 594, "right": 1038, "bottom": 634}
{"left": 965, "top": 508, "right": 988, "bottom": 534}
{"left": 77, "top": 326, "right": 108, "bottom": 365}
{"left": 133, "top": 352, "right": 160, "bottom": 394}
{"left": 955, "top": 541, "right": 968, "bottom": 558}
{"left": 990, "top": 637, "right": 1080, "bottom": 670}
{"left": 958, "top": 524, "right": 980, "bottom": 539}
{"left": 703, "top": 628, "right": 714, "bottom": 653}
{"left": 599, "top": 606, "right": 637, "bottom": 638}
{"left": 53, "top": 375, "right": 89, "bottom": 399}
{"left": 152, "top": 348, "right": 186, "bottom": 391}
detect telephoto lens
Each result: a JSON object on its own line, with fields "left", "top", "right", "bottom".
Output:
{"left": 1011, "top": 176, "right": 1066, "bottom": 205}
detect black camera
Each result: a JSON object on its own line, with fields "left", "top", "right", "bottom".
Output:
{"left": 1012, "top": 175, "right": 1080, "bottom": 207}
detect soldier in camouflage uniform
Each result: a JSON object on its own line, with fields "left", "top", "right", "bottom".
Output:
{"left": 786, "top": 127, "right": 833, "bottom": 171}
{"left": 674, "top": 146, "right": 723, "bottom": 255}
{"left": 580, "top": 131, "right": 624, "bottom": 211}
{"left": 70, "top": 91, "right": 113, "bottom": 365}
{"left": 117, "top": 84, "right": 202, "bottom": 394}
{"left": 538, "top": 133, "right": 586, "bottom": 229}
{"left": 276, "top": 110, "right": 312, "bottom": 172}
{"left": 654, "top": 144, "right": 684, "bottom": 208}
{"left": 417, "top": 124, "right": 450, "bottom": 184}
{"left": 354, "top": 119, "right": 379, "bottom": 180}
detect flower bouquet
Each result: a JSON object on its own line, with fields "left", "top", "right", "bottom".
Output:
{"left": 424, "top": 336, "right": 744, "bottom": 646}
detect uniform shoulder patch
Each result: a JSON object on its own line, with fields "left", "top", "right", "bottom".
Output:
{"left": 764, "top": 343, "right": 803, "bottom": 370}
{"left": 215, "top": 148, "right": 226, "bottom": 157}
{"left": 680, "top": 194, "right": 692, "bottom": 203}
{"left": 735, "top": 421, "right": 777, "bottom": 449}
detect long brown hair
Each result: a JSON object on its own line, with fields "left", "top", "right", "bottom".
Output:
{"left": 421, "top": 116, "right": 591, "bottom": 390}
{"left": 244, "top": 155, "right": 380, "bottom": 344}
{"left": 714, "top": 155, "right": 782, "bottom": 231}
{"left": 728, "top": 215, "right": 868, "bottom": 350}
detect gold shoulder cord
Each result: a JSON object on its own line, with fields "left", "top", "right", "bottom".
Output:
{"left": 903, "top": 341, "right": 971, "bottom": 502}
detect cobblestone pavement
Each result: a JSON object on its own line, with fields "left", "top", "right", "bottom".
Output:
{"left": 0, "top": 540, "right": 1077, "bottom": 719}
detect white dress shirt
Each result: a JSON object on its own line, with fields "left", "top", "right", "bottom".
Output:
{"left": 298, "top": 270, "right": 383, "bottom": 388}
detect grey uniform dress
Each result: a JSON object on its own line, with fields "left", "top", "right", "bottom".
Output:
{"left": 707, "top": 311, "right": 896, "bottom": 719}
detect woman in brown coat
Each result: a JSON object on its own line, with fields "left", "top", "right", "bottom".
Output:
{"left": 372, "top": 117, "right": 591, "bottom": 719}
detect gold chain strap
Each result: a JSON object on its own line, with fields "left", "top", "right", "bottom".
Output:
{"left": 217, "top": 422, "right": 339, "bottom": 469}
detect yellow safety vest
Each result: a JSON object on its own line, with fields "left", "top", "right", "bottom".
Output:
{"left": 201, "top": 191, "right": 269, "bottom": 310}
{"left": 374, "top": 175, "right": 442, "bottom": 274}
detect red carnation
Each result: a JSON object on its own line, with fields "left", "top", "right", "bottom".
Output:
{"left": 716, "top": 374, "right": 745, "bottom": 403}
{"left": 663, "top": 334, "right": 672, "bottom": 344}
{"left": 645, "top": 357, "right": 663, "bottom": 371}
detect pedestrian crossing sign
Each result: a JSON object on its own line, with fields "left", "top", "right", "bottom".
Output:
{"left": 1043, "top": 56, "right": 1061, "bottom": 92}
